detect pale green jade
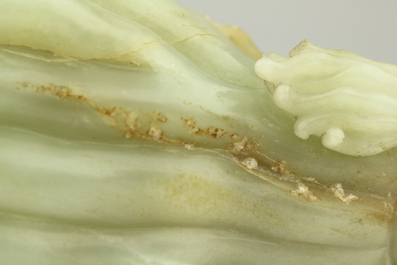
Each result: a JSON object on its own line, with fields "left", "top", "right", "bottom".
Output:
{"left": 0, "top": 1, "right": 397, "bottom": 265}
{"left": 255, "top": 40, "right": 397, "bottom": 156}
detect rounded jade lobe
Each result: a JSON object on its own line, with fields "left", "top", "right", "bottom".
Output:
{"left": 255, "top": 40, "right": 397, "bottom": 156}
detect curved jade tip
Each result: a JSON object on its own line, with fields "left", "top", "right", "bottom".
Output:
{"left": 255, "top": 40, "right": 397, "bottom": 156}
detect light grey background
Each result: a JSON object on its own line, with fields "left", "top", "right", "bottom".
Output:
{"left": 175, "top": 0, "right": 397, "bottom": 64}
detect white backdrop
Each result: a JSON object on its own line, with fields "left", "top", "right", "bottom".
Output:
{"left": 176, "top": 0, "right": 397, "bottom": 65}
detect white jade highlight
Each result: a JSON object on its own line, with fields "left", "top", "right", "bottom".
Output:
{"left": 272, "top": 84, "right": 292, "bottom": 109}
{"left": 255, "top": 41, "right": 397, "bottom": 156}
{"left": 322, "top": 128, "right": 345, "bottom": 149}
{"left": 254, "top": 57, "right": 283, "bottom": 80}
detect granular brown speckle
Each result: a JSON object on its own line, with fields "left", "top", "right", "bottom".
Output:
{"left": 154, "top": 111, "right": 168, "bottom": 123}
{"left": 181, "top": 117, "right": 228, "bottom": 139}
{"left": 147, "top": 126, "right": 163, "bottom": 140}
{"left": 34, "top": 83, "right": 88, "bottom": 101}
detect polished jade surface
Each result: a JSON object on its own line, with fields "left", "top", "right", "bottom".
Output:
{"left": 0, "top": 0, "right": 396, "bottom": 264}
